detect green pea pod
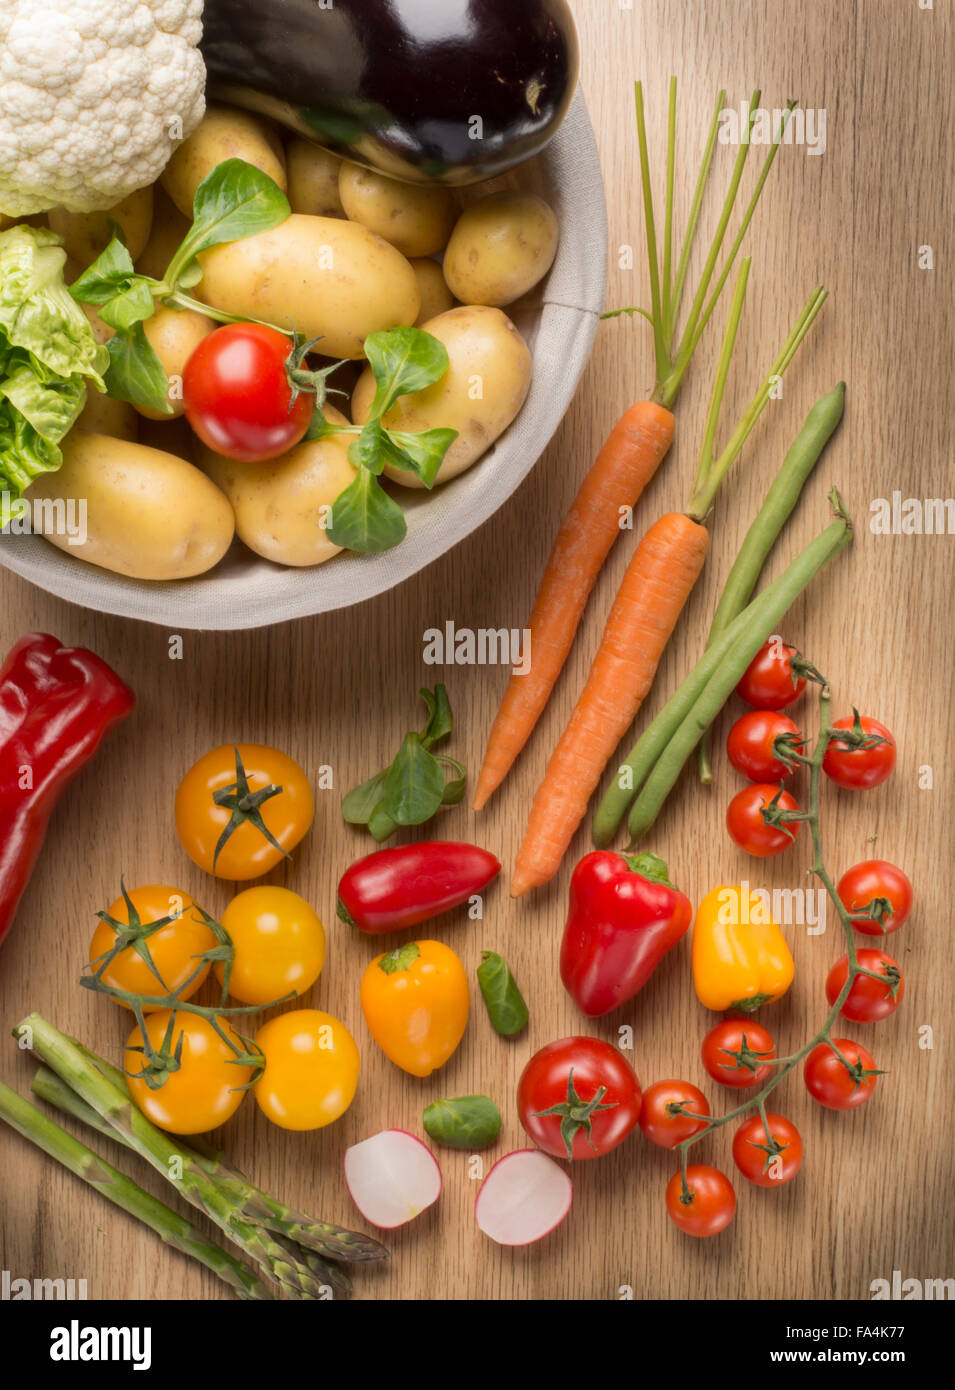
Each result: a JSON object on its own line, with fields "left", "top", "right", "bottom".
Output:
{"left": 422, "top": 1095, "right": 502, "bottom": 1150}
{"left": 476, "top": 951, "right": 529, "bottom": 1037}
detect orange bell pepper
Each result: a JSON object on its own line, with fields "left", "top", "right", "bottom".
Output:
{"left": 692, "top": 884, "right": 794, "bottom": 1012}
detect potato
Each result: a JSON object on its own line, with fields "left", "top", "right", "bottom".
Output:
{"left": 196, "top": 214, "right": 420, "bottom": 359}
{"left": 410, "top": 258, "right": 457, "bottom": 325}
{"left": 48, "top": 186, "right": 153, "bottom": 267}
{"left": 135, "top": 186, "right": 190, "bottom": 280}
{"left": 351, "top": 305, "right": 531, "bottom": 487}
{"left": 138, "top": 305, "right": 215, "bottom": 421}
{"left": 196, "top": 408, "right": 354, "bottom": 567}
{"left": 27, "top": 433, "right": 234, "bottom": 580}
{"left": 339, "top": 161, "right": 455, "bottom": 258}
{"left": 74, "top": 391, "right": 138, "bottom": 442}
{"left": 443, "top": 191, "right": 559, "bottom": 307}
{"left": 161, "top": 105, "right": 287, "bottom": 217}
{"left": 287, "top": 140, "right": 345, "bottom": 218}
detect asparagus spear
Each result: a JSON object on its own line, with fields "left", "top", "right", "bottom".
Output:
{"left": 0, "top": 1079, "right": 269, "bottom": 1300}
{"left": 15, "top": 1013, "right": 336, "bottom": 1300}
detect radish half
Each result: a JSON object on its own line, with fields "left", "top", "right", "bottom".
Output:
{"left": 475, "top": 1149, "right": 573, "bottom": 1245}
{"left": 344, "top": 1129, "right": 443, "bottom": 1229}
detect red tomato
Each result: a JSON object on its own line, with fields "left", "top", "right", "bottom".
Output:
{"left": 183, "top": 324, "right": 314, "bottom": 462}
{"left": 837, "top": 860, "right": 913, "bottom": 936}
{"left": 639, "top": 1080, "right": 710, "bottom": 1149}
{"left": 726, "top": 783, "right": 800, "bottom": 857}
{"left": 825, "top": 949, "right": 904, "bottom": 1022}
{"left": 665, "top": 1165, "right": 736, "bottom": 1237}
{"left": 702, "top": 1020, "right": 776, "bottom": 1089}
{"left": 823, "top": 713, "right": 896, "bottom": 790}
{"left": 517, "top": 1037, "right": 642, "bottom": 1160}
{"left": 736, "top": 639, "right": 806, "bottom": 709}
{"left": 727, "top": 710, "right": 803, "bottom": 781}
{"left": 732, "top": 1113, "right": 803, "bottom": 1187}
{"left": 804, "top": 1039, "right": 880, "bottom": 1110}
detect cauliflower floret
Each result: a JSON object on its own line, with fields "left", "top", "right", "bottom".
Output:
{"left": 0, "top": 0, "right": 205, "bottom": 215}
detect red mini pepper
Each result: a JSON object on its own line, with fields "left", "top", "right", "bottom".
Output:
{"left": 0, "top": 633, "right": 135, "bottom": 951}
{"left": 560, "top": 851, "right": 692, "bottom": 1017}
{"left": 337, "top": 840, "right": 501, "bottom": 933}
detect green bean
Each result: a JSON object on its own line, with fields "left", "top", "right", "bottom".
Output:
{"left": 696, "top": 382, "right": 845, "bottom": 780}
{"left": 626, "top": 496, "right": 852, "bottom": 840}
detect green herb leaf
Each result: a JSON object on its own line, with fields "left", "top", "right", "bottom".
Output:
{"left": 364, "top": 326, "right": 450, "bottom": 417}
{"left": 165, "top": 158, "right": 291, "bottom": 287}
{"left": 420, "top": 684, "right": 453, "bottom": 747}
{"left": 104, "top": 322, "right": 173, "bottom": 416}
{"left": 476, "top": 951, "right": 529, "bottom": 1037}
{"left": 437, "top": 756, "right": 467, "bottom": 805}
{"left": 97, "top": 279, "right": 156, "bottom": 332}
{"left": 348, "top": 418, "right": 387, "bottom": 475}
{"left": 423, "top": 1096, "right": 502, "bottom": 1151}
{"left": 381, "top": 733, "right": 446, "bottom": 826}
{"left": 68, "top": 237, "right": 139, "bottom": 306}
{"left": 379, "top": 427, "right": 457, "bottom": 488}
{"left": 368, "top": 803, "right": 398, "bottom": 842}
{"left": 326, "top": 468, "right": 407, "bottom": 553}
{"left": 341, "top": 770, "right": 388, "bottom": 827}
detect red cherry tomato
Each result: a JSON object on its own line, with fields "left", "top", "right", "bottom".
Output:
{"left": 638, "top": 1080, "right": 710, "bottom": 1149}
{"left": 825, "top": 949, "right": 904, "bottom": 1022}
{"left": 837, "top": 860, "right": 912, "bottom": 936}
{"left": 665, "top": 1165, "right": 736, "bottom": 1237}
{"left": 726, "top": 710, "right": 803, "bottom": 781}
{"left": 804, "top": 1039, "right": 879, "bottom": 1110}
{"left": 736, "top": 639, "right": 806, "bottom": 709}
{"left": 516, "top": 1037, "right": 642, "bottom": 1160}
{"left": 732, "top": 1113, "right": 803, "bottom": 1187}
{"left": 823, "top": 713, "right": 896, "bottom": 790}
{"left": 726, "top": 783, "right": 800, "bottom": 857}
{"left": 701, "top": 1020, "right": 776, "bottom": 1089}
{"left": 183, "top": 323, "right": 314, "bottom": 462}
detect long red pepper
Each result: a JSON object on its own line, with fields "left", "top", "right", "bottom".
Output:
{"left": 0, "top": 633, "right": 135, "bottom": 950}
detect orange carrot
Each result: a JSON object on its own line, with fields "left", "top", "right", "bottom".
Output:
{"left": 510, "top": 512, "right": 709, "bottom": 897}
{"left": 472, "top": 401, "right": 675, "bottom": 811}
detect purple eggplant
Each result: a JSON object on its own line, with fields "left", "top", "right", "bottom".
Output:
{"left": 200, "top": 0, "right": 579, "bottom": 186}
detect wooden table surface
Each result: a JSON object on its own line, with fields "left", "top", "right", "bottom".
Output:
{"left": 2, "top": 0, "right": 953, "bottom": 1302}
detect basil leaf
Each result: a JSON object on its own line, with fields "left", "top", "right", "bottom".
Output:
{"left": 379, "top": 426, "right": 457, "bottom": 489}
{"left": 364, "top": 326, "right": 450, "bottom": 417}
{"left": 327, "top": 468, "right": 407, "bottom": 553}
{"left": 368, "top": 803, "right": 398, "bottom": 842}
{"left": 381, "top": 733, "right": 446, "bottom": 826}
{"left": 103, "top": 323, "right": 173, "bottom": 416}
{"left": 69, "top": 237, "right": 139, "bottom": 305}
{"left": 423, "top": 1096, "right": 502, "bottom": 1151}
{"left": 347, "top": 419, "right": 386, "bottom": 475}
{"left": 97, "top": 279, "right": 156, "bottom": 332}
{"left": 341, "top": 770, "right": 388, "bottom": 827}
{"left": 476, "top": 951, "right": 529, "bottom": 1037}
{"left": 166, "top": 158, "right": 291, "bottom": 286}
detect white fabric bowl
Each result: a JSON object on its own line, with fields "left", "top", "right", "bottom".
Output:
{"left": 0, "top": 90, "right": 607, "bottom": 630}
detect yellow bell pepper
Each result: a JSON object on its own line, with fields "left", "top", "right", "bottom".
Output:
{"left": 692, "top": 884, "right": 794, "bottom": 1012}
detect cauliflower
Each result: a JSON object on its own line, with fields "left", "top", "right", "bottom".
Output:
{"left": 0, "top": 0, "right": 206, "bottom": 216}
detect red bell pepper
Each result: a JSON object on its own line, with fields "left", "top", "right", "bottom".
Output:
{"left": 560, "top": 851, "right": 692, "bottom": 1017}
{"left": 0, "top": 633, "right": 135, "bottom": 951}
{"left": 337, "top": 840, "right": 501, "bottom": 933}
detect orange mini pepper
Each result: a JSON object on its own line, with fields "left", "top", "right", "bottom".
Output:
{"left": 692, "top": 884, "right": 794, "bottom": 1012}
{"left": 360, "top": 940, "right": 469, "bottom": 1077}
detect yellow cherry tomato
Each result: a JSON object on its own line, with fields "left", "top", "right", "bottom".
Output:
{"left": 253, "top": 1009, "right": 359, "bottom": 1131}
{"left": 215, "top": 886, "right": 326, "bottom": 1006}
{"left": 360, "top": 940, "right": 469, "bottom": 1078}
{"left": 174, "top": 742, "right": 314, "bottom": 880}
{"left": 125, "top": 1010, "right": 252, "bottom": 1135}
{"left": 89, "top": 886, "right": 214, "bottom": 1010}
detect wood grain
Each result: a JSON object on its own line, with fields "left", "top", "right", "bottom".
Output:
{"left": 1, "top": 0, "right": 953, "bottom": 1301}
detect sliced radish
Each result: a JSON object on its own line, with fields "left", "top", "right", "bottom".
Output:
{"left": 475, "top": 1149, "right": 573, "bottom": 1245}
{"left": 344, "top": 1129, "right": 442, "bottom": 1229}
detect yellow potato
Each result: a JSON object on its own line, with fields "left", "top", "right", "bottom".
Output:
{"left": 443, "top": 191, "right": 559, "bottom": 307}
{"left": 27, "top": 433, "right": 234, "bottom": 580}
{"left": 160, "top": 105, "right": 287, "bottom": 217}
{"left": 196, "top": 214, "right": 420, "bottom": 359}
{"left": 48, "top": 186, "right": 154, "bottom": 267}
{"left": 196, "top": 408, "right": 354, "bottom": 567}
{"left": 410, "top": 258, "right": 457, "bottom": 325}
{"left": 74, "top": 391, "right": 138, "bottom": 442}
{"left": 351, "top": 305, "right": 531, "bottom": 487}
{"left": 135, "top": 186, "right": 190, "bottom": 280}
{"left": 339, "top": 161, "right": 455, "bottom": 258}
{"left": 287, "top": 140, "right": 345, "bottom": 217}
{"left": 138, "top": 305, "right": 215, "bottom": 421}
